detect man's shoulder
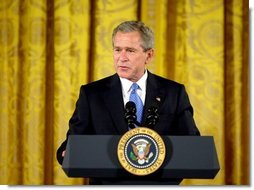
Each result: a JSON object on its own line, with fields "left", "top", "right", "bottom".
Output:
{"left": 81, "top": 74, "right": 118, "bottom": 90}
{"left": 149, "top": 72, "right": 184, "bottom": 88}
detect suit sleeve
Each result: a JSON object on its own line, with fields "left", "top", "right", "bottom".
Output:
{"left": 175, "top": 85, "right": 200, "bottom": 136}
{"left": 56, "top": 85, "right": 92, "bottom": 165}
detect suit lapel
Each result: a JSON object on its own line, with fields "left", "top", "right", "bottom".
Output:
{"left": 103, "top": 74, "right": 128, "bottom": 134}
{"left": 142, "top": 72, "right": 165, "bottom": 127}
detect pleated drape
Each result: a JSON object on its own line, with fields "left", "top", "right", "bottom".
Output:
{"left": 0, "top": 0, "right": 249, "bottom": 185}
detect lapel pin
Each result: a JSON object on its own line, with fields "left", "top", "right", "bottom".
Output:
{"left": 156, "top": 97, "right": 161, "bottom": 102}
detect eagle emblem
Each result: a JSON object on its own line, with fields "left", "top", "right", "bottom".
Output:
{"left": 130, "top": 139, "right": 154, "bottom": 165}
{"left": 118, "top": 127, "right": 166, "bottom": 175}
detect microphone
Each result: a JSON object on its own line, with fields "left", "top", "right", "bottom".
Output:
{"left": 125, "top": 101, "right": 138, "bottom": 129}
{"left": 145, "top": 98, "right": 160, "bottom": 128}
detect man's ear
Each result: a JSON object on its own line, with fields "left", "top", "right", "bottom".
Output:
{"left": 145, "top": 49, "right": 155, "bottom": 64}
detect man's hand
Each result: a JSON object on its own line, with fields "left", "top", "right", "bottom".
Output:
{"left": 62, "top": 150, "right": 66, "bottom": 157}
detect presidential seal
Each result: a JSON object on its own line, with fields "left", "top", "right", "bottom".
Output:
{"left": 117, "top": 127, "right": 166, "bottom": 176}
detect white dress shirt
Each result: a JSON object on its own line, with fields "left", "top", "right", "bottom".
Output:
{"left": 119, "top": 70, "right": 148, "bottom": 107}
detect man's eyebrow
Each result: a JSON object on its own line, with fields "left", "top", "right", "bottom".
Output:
{"left": 114, "top": 46, "right": 137, "bottom": 49}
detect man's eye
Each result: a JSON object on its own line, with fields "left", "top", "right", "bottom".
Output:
{"left": 114, "top": 49, "right": 121, "bottom": 52}
{"left": 127, "top": 49, "right": 135, "bottom": 53}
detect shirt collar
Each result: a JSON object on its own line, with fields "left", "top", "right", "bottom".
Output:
{"left": 120, "top": 70, "right": 148, "bottom": 94}
{"left": 135, "top": 70, "right": 148, "bottom": 92}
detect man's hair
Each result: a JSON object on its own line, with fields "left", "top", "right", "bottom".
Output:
{"left": 112, "top": 21, "right": 154, "bottom": 51}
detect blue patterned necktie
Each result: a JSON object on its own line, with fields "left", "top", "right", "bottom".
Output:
{"left": 129, "top": 83, "right": 143, "bottom": 124}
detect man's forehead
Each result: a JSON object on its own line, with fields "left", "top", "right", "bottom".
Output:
{"left": 114, "top": 34, "right": 142, "bottom": 46}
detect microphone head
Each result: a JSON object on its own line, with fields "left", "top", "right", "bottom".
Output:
{"left": 145, "top": 98, "right": 160, "bottom": 127}
{"left": 125, "top": 101, "right": 137, "bottom": 129}
{"left": 125, "top": 101, "right": 136, "bottom": 113}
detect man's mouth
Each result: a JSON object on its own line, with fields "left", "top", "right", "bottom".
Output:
{"left": 119, "top": 66, "right": 129, "bottom": 70}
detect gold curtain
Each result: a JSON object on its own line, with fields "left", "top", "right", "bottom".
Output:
{"left": 0, "top": 0, "right": 249, "bottom": 185}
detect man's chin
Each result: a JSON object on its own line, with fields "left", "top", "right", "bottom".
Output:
{"left": 117, "top": 72, "right": 130, "bottom": 79}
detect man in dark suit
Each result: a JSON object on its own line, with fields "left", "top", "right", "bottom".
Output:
{"left": 57, "top": 20, "right": 200, "bottom": 185}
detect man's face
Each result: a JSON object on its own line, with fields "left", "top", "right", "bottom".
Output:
{"left": 113, "top": 31, "right": 154, "bottom": 82}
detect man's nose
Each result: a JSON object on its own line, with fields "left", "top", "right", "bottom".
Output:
{"left": 119, "top": 50, "right": 128, "bottom": 61}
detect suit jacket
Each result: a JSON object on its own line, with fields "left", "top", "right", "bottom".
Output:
{"left": 56, "top": 71, "right": 200, "bottom": 184}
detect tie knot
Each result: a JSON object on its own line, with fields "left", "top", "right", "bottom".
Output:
{"left": 131, "top": 83, "right": 139, "bottom": 91}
